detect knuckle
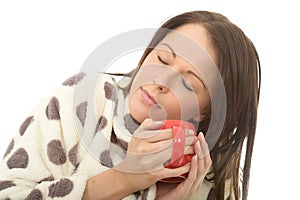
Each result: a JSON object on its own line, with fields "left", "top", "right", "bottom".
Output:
{"left": 136, "top": 146, "right": 147, "bottom": 154}
{"left": 206, "top": 158, "right": 212, "bottom": 167}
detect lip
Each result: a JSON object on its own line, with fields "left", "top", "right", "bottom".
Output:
{"left": 140, "top": 87, "right": 157, "bottom": 106}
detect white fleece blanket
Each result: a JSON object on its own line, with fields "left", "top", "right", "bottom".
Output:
{"left": 0, "top": 72, "right": 215, "bottom": 200}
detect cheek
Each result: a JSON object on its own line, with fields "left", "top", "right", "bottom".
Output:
{"left": 128, "top": 91, "right": 146, "bottom": 123}
{"left": 159, "top": 95, "right": 182, "bottom": 119}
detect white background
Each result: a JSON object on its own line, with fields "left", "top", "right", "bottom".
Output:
{"left": 0, "top": 1, "right": 299, "bottom": 199}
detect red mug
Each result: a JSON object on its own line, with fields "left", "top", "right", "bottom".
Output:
{"left": 160, "top": 120, "right": 196, "bottom": 183}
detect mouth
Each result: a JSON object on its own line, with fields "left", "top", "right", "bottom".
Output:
{"left": 140, "top": 87, "right": 157, "bottom": 106}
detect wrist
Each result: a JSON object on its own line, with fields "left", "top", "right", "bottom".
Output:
{"left": 83, "top": 168, "right": 137, "bottom": 200}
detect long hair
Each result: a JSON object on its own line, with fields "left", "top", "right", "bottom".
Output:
{"left": 129, "top": 11, "right": 261, "bottom": 199}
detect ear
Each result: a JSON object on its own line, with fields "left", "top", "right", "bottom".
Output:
{"left": 192, "top": 111, "right": 207, "bottom": 122}
{"left": 192, "top": 104, "right": 211, "bottom": 122}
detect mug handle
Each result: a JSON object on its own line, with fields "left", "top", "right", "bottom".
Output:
{"left": 169, "top": 126, "right": 185, "bottom": 166}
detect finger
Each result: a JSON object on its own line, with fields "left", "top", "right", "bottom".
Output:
{"left": 185, "top": 134, "right": 197, "bottom": 146}
{"left": 140, "top": 118, "right": 164, "bottom": 130}
{"left": 181, "top": 155, "right": 198, "bottom": 191}
{"left": 198, "top": 132, "right": 210, "bottom": 156}
{"left": 184, "top": 146, "right": 194, "bottom": 155}
{"left": 160, "top": 161, "right": 191, "bottom": 179}
{"left": 133, "top": 119, "right": 164, "bottom": 139}
{"left": 203, "top": 150, "right": 212, "bottom": 169}
{"left": 147, "top": 138, "right": 173, "bottom": 152}
{"left": 185, "top": 144, "right": 205, "bottom": 195}
{"left": 195, "top": 140, "right": 205, "bottom": 159}
{"left": 146, "top": 128, "right": 173, "bottom": 143}
{"left": 185, "top": 128, "right": 196, "bottom": 137}
{"left": 194, "top": 157, "right": 205, "bottom": 193}
{"left": 148, "top": 127, "right": 195, "bottom": 143}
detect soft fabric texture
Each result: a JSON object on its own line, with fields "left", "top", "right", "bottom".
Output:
{"left": 0, "top": 73, "right": 216, "bottom": 199}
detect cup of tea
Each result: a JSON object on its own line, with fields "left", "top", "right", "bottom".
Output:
{"left": 160, "top": 120, "right": 196, "bottom": 183}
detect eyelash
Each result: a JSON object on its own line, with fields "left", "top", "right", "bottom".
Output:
{"left": 158, "top": 55, "right": 169, "bottom": 65}
{"left": 181, "top": 78, "right": 194, "bottom": 91}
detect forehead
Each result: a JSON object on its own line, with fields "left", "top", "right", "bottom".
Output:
{"left": 159, "top": 24, "right": 217, "bottom": 65}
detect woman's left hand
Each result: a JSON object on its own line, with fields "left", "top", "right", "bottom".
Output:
{"left": 156, "top": 132, "right": 212, "bottom": 200}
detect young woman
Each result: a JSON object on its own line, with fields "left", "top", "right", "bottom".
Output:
{"left": 0, "top": 11, "right": 260, "bottom": 200}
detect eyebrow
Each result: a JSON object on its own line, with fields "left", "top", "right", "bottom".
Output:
{"left": 160, "top": 42, "right": 207, "bottom": 90}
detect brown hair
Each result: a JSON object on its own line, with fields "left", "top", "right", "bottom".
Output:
{"left": 129, "top": 11, "right": 261, "bottom": 199}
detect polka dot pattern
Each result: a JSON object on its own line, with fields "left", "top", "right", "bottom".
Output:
{"left": 113, "top": 98, "right": 118, "bottom": 116}
{"left": 95, "top": 116, "right": 107, "bottom": 134}
{"left": 100, "top": 150, "right": 113, "bottom": 168}
{"left": 76, "top": 101, "right": 87, "bottom": 126}
{"left": 48, "top": 178, "right": 73, "bottom": 198}
{"left": 6, "top": 148, "right": 29, "bottom": 169}
{"left": 62, "top": 72, "right": 86, "bottom": 86}
{"left": 3, "top": 139, "right": 14, "bottom": 158}
{"left": 124, "top": 114, "right": 140, "bottom": 134}
{"left": 111, "top": 131, "right": 128, "bottom": 151}
{"left": 24, "top": 189, "right": 43, "bottom": 200}
{"left": 47, "top": 140, "right": 66, "bottom": 165}
{"left": 104, "top": 81, "right": 116, "bottom": 101}
{"left": 141, "top": 188, "right": 149, "bottom": 200}
{"left": 133, "top": 191, "right": 140, "bottom": 199}
{"left": 46, "top": 97, "right": 60, "bottom": 120}
{"left": 0, "top": 180, "right": 15, "bottom": 191}
{"left": 38, "top": 175, "right": 54, "bottom": 183}
{"left": 68, "top": 144, "right": 78, "bottom": 167}
{"left": 19, "top": 116, "right": 34, "bottom": 136}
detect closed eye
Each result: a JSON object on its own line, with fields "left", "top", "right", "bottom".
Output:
{"left": 158, "top": 55, "right": 169, "bottom": 65}
{"left": 181, "top": 77, "right": 194, "bottom": 91}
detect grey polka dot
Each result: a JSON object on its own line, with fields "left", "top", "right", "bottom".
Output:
{"left": 25, "top": 189, "right": 43, "bottom": 200}
{"left": 133, "top": 191, "right": 140, "bottom": 199}
{"left": 104, "top": 81, "right": 116, "bottom": 100}
{"left": 207, "top": 187, "right": 216, "bottom": 200}
{"left": 38, "top": 175, "right": 54, "bottom": 183}
{"left": 3, "top": 139, "right": 14, "bottom": 158}
{"left": 117, "top": 139, "right": 128, "bottom": 151}
{"left": 19, "top": 116, "right": 34, "bottom": 136}
{"left": 110, "top": 130, "right": 117, "bottom": 144}
{"left": 141, "top": 188, "right": 149, "bottom": 200}
{"left": 122, "top": 86, "right": 130, "bottom": 97}
{"left": 48, "top": 178, "right": 73, "bottom": 198}
{"left": 46, "top": 97, "right": 60, "bottom": 120}
{"left": 6, "top": 148, "right": 29, "bottom": 169}
{"left": 0, "top": 180, "right": 15, "bottom": 191}
{"left": 111, "top": 131, "right": 128, "bottom": 151}
{"left": 76, "top": 101, "right": 87, "bottom": 126}
{"left": 68, "top": 144, "right": 78, "bottom": 167}
{"left": 47, "top": 140, "right": 66, "bottom": 165}
{"left": 113, "top": 98, "right": 118, "bottom": 116}
{"left": 100, "top": 150, "right": 113, "bottom": 168}
{"left": 62, "top": 72, "right": 86, "bottom": 86}
{"left": 124, "top": 114, "right": 140, "bottom": 134}
{"left": 95, "top": 116, "right": 107, "bottom": 134}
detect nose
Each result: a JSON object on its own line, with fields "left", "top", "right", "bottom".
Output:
{"left": 157, "top": 84, "right": 169, "bottom": 93}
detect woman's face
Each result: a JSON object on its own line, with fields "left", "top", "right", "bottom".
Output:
{"left": 129, "top": 24, "right": 217, "bottom": 123}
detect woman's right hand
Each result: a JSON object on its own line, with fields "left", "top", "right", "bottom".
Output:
{"left": 116, "top": 118, "right": 196, "bottom": 192}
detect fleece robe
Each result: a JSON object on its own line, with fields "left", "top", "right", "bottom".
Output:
{"left": 0, "top": 72, "right": 219, "bottom": 200}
